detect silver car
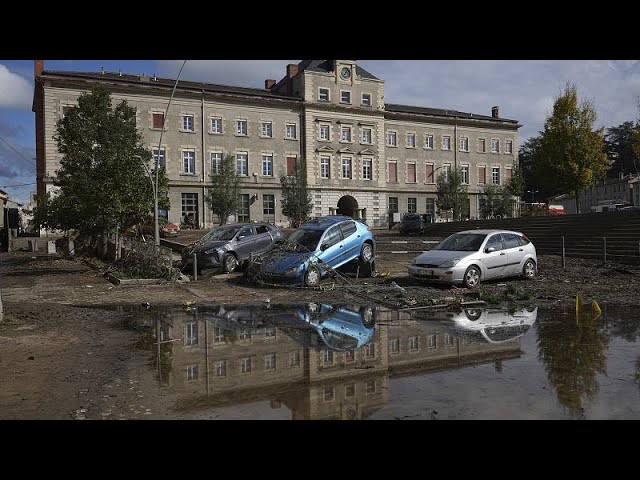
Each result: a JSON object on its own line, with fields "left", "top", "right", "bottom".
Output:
{"left": 408, "top": 229, "right": 537, "bottom": 288}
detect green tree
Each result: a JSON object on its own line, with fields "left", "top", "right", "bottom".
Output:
{"left": 435, "top": 168, "right": 469, "bottom": 221}
{"left": 604, "top": 121, "right": 639, "bottom": 178}
{"left": 534, "top": 83, "right": 609, "bottom": 214}
{"left": 205, "top": 154, "right": 239, "bottom": 225}
{"left": 32, "top": 85, "right": 169, "bottom": 245}
{"left": 479, "top": 184, "right": 512, "bottom": 218}
{"left": 280, "top": 158, "right": 312, "bottom": 227}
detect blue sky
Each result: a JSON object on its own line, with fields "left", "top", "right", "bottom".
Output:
{"left": 1, "top": 59, "right": 639, "bottom": 204}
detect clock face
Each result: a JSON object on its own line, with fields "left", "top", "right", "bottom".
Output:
{"left": 340, "top": 67, "right": 351, "bottom": 80}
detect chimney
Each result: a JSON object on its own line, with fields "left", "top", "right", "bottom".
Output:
{"left": 286, "top": 64, "right": 299, "bottom": 78}
{"left": 491, "top": 106, "right": 499, "bottom": 118}
{"left": 265, "top": 79, "right": 276, "bottom": 89}
{"left": 34, "top": 60, "right": 44, "bottom": 77}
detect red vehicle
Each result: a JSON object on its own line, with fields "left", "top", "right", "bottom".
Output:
{"left": 138, "top": 222, "right": 181, "bottom": 238}
{"left": 548, "top": 205, "right": 566, "bottom": 215}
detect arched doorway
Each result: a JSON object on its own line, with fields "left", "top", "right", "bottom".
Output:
{"left": 337, "top": 195, "right": 358, "bottom": 218}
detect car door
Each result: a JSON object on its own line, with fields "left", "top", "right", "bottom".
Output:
{"left": 481, "top": 233, "right": 507, "bottom": 279}
{"left": 233, "top": 226, "right": 257, "bottom": 261}
{"left": 253, "top": 224, "right": 275, "bottom": 255}
{"left": 338, "top": 220, "right": 360, "bottom": 265}
{"left": 501, "top": 233, "right": 525, "bottom": 276}
{"left": 317, "top": 224, "right": 344, "bottom": 268}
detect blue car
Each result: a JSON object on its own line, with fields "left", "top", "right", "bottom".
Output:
{"left": 257, "top": 215, "right": 376, "bottom": 287}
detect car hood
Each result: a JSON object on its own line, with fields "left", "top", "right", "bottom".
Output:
{"left": 413, "top": 249, "right": 475, "bottom": 265}
{"left": 261, "top": 251, "right": 315, "bottom": 273}
{"left": 191, "top": 240, "right": 228, "bottom": 253}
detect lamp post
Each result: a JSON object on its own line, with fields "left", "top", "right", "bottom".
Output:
{"left": 134, "top": 154, "right": 159, "bottom": 246}
{"left": 527, "top": 189, "right": 539, "bottom": 203}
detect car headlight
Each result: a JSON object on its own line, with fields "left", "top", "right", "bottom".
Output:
{"left": 439, "top": 259, "right": 461, "bottom": 268}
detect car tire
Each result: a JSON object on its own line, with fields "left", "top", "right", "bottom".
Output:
{"left": 360, "top": 243, "right": 374, "bottom": 263}
{"left": 463, "top": 265, "right": 481, "bottom": 288}
{"left": 464, "top": 308, "right": 482, "bottom": 321}
{"left": 223, "top": 253, "right": 239, "bottom": 273}
{"left": 304, "top": 264, "right": 321, "bottom": 288}
{"left": 360, "top": 306, "right": 376, "bottom": 327}
{"left": 522, "top": 259, "right": 537, "bottom": 279}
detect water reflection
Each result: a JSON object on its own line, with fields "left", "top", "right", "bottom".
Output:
{"left": 125, "top": 303, "right": 533, "bottom": 419}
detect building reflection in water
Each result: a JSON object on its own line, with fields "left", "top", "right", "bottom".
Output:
{"left": 136, "top": 303, "right": 537, "bottom": 419}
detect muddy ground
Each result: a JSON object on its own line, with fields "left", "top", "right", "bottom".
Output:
{"left": 1, "top": 239, "right": 639, "bottom": 419}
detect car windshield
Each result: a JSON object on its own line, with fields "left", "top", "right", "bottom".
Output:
{"left": 202, "top": 226, "right": 240, "bottom": 242}
{"left": 434, "top": 233, "right": 487, "bottom": 252}
{"left": 403, "top": 215, "right": 421, "bottom": 222}
{"left": 287, "top": 228, "right": 324, "bottom": 251}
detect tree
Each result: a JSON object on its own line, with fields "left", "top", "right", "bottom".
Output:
{"left": 205, "top": 154, "right": 239, "bottom": 225}
{"left": 280, "top": 158, "right": 312, "bottom": 227}
{"left": 604, "top": 121, "right": 639, "bottom": 178}
{"left": 435, "top": 168, "right": 469, "bottom": 221}
{"left": 534, "top": 83, "right": 609, "bottom": 214}
{"left": 32, "top": 85, "right": 169, "bottom": 245}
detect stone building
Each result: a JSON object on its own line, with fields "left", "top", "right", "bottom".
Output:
{"left": 33, "top": 60, "right": 520, "bottom": 228}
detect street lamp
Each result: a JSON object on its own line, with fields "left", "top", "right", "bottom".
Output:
{"left": 527, "top": 190, "right": 539, "bottom": 203}
{"left": 134, "top": 154, "right": 160, "bottom": 247}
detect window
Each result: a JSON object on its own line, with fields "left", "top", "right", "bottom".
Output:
{"left": 239, "top": 330, "right": 251, "bottom": 341}
{"left": 406, "top": 163, "right": 416, "bottom": 183}
{"left": 235, "top": 120, "right": 248, "bottom": 136}
{"left": 324, "top": 349, "right": 334, "bottom": 365}
{"left": 442, "top": 164, "right": 451, "bottom": 182}
{"left": 408, "top": 197, "right": 417, "bottom": 213}
{"left": 478, "top": 138, "right": 486, "bottom": 153}
{"left": 152, "top": 112, "right": 164, "bottom": 129}
{"left": 505, "top": 140, "right": 513, "bottom": 154}
{"left": 426, "top": 198, "right": 435, "bottom": 216}
{"left": 323, "top": 225, "right": 342, "bottom": 248}
{"left": 181, "top": 193, "right": 198, "bottom": 225}
{"left": 240, "top": 357, "right": 252, "bottom": 373}
{"left": 389, "top": 197, "right": 398, "bottom": 213}
{"left": 236, "top": 152, "right": 248, "bottom": 176}
{"left": 491, "top": 138, "right": 500, "bottom": 153}
{"left": 285, "top": 123, "right": 297, "bottom": 140}
{"left": 186, "top": 365, "right": 198, "bottom": 380}
{"left": 445, "top": 334, "right": 454, "bottom": 347}
{"left": 263, "top": 194, "right": 275, "bottom": 215}
{"left": 265, "top": 353, "right": 276, "bottom": 370}
{"left": 319, "top": 124, "right": 330, "bottom": 141}
{"left": 361, "top": 93, "right": 371, "bottom": 106}
{"left": 388, "top": 161, "right": 397, "bottom": 182}
{"left": 461, "top": 165, "right": 469, "bottom": 184}
{"left": 340, "top": 90, "right": 351, "bottom": 104}
{"left": 286, "top": 156, "right": 297, "bottom": 176}
{"left": 345, "top": 383, "right": 356, "bottom": 397}
{"left": 406, "top": 133, "right": 416, "bottom": 148}
{"left": 386, "top": 131, "right": 397, "bottom": 147}
{"left": 506, "top": 167, "right": 513, "bottom": 182}
{"left": 361, "top": 127, "right": 372, "bottom": 144}
{"left": 492, "top": 166, "right": 501, "bottom": 185}
{"left": 478, "top": 165, "right": 487, "bottom": 184}
{"left": 213, "top": 326, "right": 225, "bottom": 343}
{"left": 409, "top": 335, "right": 419, "bottom": 351}
{"left": 320, "top": 156, "right": 330, "bottom": 179}
{"left": 184, "top": 321, "right": 198, "bottom": 346}
{"left": 182, "top": 115, "right": 194, "bottom": 132}
{"left": 318, "top": 88, "right": 330, "bottom": 101}
{"left": 341, "top": 126, "right": 352, "bottom": 143}
{"left": 366, "top": 380, "right": 376, "bottom": 394}
{"left": 182, "top": 151, "right": 195, "bottom": 174}
{"left": 289, "top": 351, "right": 301, "bottom": 367}
{"left": 428, "top": 334, "right": 437, "bottom": 349}
{"left": 389, "top": 338, "right": 400, "bottom": 354}
{"left": 214, "top": 360, "right": 226, "bottom": 377}
{"left": 342, "top": 157, "right": 352, "bottom": 179}
{"left": 345, "top": 350, "right": 355, "bottom": 362}
{"left": 365, "top": 343, "right": 375, "bottom": 358}
{"left": 424, "top": 134, "right": 434, "bottom": 149}
{"left": 237, "top": 194, "right": 250, "bottom": 222}
{"left": 211, "top": 117, "right": 222, "bottom": 134}
{"left": 459, "top": 136, "right": 469, "bottom": 152}
{"left": 424, "top": 163, "right": 434, "bottom": 184}
{"left": 211, "top": 152, "right": 222, "bottom": 175}
{"left": 323, "top": 387, "right": 335, "bottom": 402}
{"left": 442, "top": 136, "right": 451, "bottom": 150}
{"left": 362, "top": 158, "right": 372, "bottom": 180}
{"left": 261, "top": 154, "right": 273, "bottom": 177}
{"left": 152, "top": 148, "right": 165, "bottom": 169}
{"left": 261, "top": 122, "right": 272, "bottom": 138}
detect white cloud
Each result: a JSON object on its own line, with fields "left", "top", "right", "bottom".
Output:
{"left": 0, "top": 64, "right": 32, "bottom": 109}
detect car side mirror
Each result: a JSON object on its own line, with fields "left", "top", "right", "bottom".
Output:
{"left": 320, "top": 243, "right": 329, "bottom": 251}
{"left": 485, "top": 247, "right": 496, "bottom": 253}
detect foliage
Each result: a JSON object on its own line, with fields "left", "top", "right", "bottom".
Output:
{"left": 479, "top": 170, "right": 522, "bottom": 219}
{"left": 477, "top": 284, "right": 532, "bottom": 304}
{"left": 534, "top": 83, "right": 609, "bottom": 213}
{"left": 280, "top": 158, "right": 312, "bottom": 227}
{"left": 205, "top": 154, "right": 240, "bottom": 225}
{"left": 435, "top": 168, "right": 469, "bottom": 221}
{"left": 605, "top": 121, "right": 639, "bottom": 177}
{"left": 31, "top": 85, "right": 169, "bottom": 243}
{"left": 111, "top": 240, "right": 174, "bottom": 280}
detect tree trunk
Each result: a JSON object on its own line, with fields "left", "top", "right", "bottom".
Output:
{"left": 574, "top": 191, "right": 580, "bottom": 214}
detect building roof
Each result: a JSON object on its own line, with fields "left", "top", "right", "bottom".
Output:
{"left": 386, "top": 103, "right": 519, "bottom": 125}
{"left": 297, "top": 60, "right": 379, "bottom": 80}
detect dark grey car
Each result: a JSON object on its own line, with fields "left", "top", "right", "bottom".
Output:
{"left": 182, "top": 223, "right": 285, "bottom": 274}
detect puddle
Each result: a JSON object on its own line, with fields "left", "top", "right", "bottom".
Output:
{"left": 109, "top": 302, "right": 640, "bottom": 420}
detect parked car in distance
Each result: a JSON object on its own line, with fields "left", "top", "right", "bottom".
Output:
{"left": 548, "top": 204, "right": 566, "bottom": 215}
{"left": 256, "top": 215, "right": 376, "bottom": 287}
{"left": 182, "top": 223, "right": 284, "bottom": 274}
{"left": 399, "top": 213, "right": 425, "bottom": 235}
{"left": 139, "top": 221, "right": 180, "bottom": 238}
{"left": 408, "top": 229, "right": 537, "bottom": 288}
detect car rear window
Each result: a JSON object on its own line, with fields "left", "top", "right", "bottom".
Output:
{"left": 339, "top": 221, "right": 357, "bottom": 239}
{"left": 502, "top": 233, "right": 521, "bottom": 249}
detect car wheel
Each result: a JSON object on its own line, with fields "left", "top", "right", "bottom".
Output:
{"left": 223, "top": 253, "right": 239, "bottom": 273}
{"left": 522, "top": 259, "right": 537, "bottom": 279}
{"left": 464, "top": 308, "right": 482, "bottom": 321}
{"left": 360, "top": 243, "right": 374, "bottom": 263}
{"left": 463, "top": 265, "right": 481, "bottom": 288}
{"left": 304, "top": 265, "right": 321, "bottom": 287}
{"left": 360, "top": 306, "right": 376, "bottom": 327}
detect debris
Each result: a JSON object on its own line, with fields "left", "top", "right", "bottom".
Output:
{"left": 28, "top": 356, "right": 34, "bottom": 360}
{"left": 264, "top": 298, "right": 270, "bottom": 304}
{"left": 142, "top": 302, "right": 150, "bottom": 308}
{"left": 390, "top": 281, "right": 407, "bottom": 295}
{"left": 85, "top": 285, "right": 93, "bottom": 288}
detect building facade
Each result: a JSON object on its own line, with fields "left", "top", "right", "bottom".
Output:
{"left": 33, "top": 60, "right": 521, "bottom": 229}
